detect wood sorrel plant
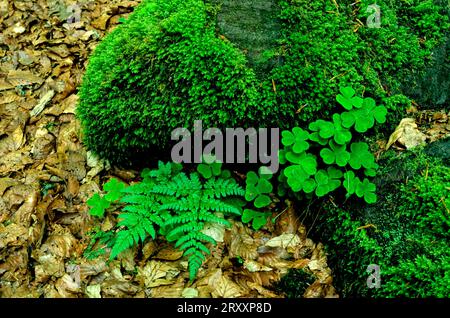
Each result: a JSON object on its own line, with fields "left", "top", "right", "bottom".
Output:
{"left": 278, "top": 86, "right": 386, "bottom": 203}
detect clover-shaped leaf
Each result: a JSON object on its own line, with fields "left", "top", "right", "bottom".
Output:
{"left": 349, "top": 142, "right": 377, "bottom": 170}
{"left": 309, "top": 120, "right": 335, "bottom": 139}
{"left": 245, "top": 184, "right": 259, "bottom": 201}
{"left": 254, "top": 195, "right": 272, "bottom": 208}
{"left": 332, "top": 114, "right": 352, "bottom": 145}
{"left": 320, "top": 140, "right": 351, "bottom": 167}
{"left": 285, "top": 152, "right": 318, "bottom": 175}
{"left": 283, "top": 165, "right": 316, "bottom": 193}
{"left": 242, "top": 209, "right": 271, "bottom": 230}
{"left": 281, "top": 128, "right": 310, "bottom": 154}
{"left": 197, "top": 160, "right": 222, "bottom": 179}
{"left": 341, "top": 97, "right": 387, "bottom": 133}
{"left": 336, "top": 86, "right": 364, "bottom": 110}
{"left": 314, "top": 167, "right": 343, "bottom": 197}
{"left": 356, "top": 178, "right": 377, "bottom": 204}
{"left": 309, "top": 132, "right": 329, "bottom": 145}
{"left": 103, "top": 178, "right": 127, "bottom": 202}
{"left": 87, "top": 193, "right": 111, "bottom": 218}
{"left": 245, "top": 171, "right": 273, "bottom": 208}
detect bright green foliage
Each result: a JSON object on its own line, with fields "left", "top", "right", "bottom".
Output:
{"left": 317, "top": 150, "right": 450, "bottom": 297}
{"left": 348, "top": 142, "right": 378, "bottom": 171}
{"left": 281, "top": 128, "right": 310, "bottom": 154}
{"left": 243, "top": 169, "right": 274, "bottom": 230}
{"left": 341, "top": 98, "right": 388, "bottom": 133}
{"left": 103, "top": 178, "right": 127, "bottom": 202}
{"left": 77, "top": 0, "right": 448, "bottom": 164}
{"left": 320, "top": 140, "right": 350, "bottom": 167}
{"left": 279, "top": 87, "right": 382, "bottom": 203}
{"left": 87, "top": 178, "right": 128, "bottom": 217}
{"left": 242, "top": 209, "right": 272, "bottom": 231}
{"left": 83, "top": 227, "right": 116, "bottom": 260}
{"left": 314, "top": 168, "right": 343, "bottom": 198}
{"left": 86, "top": 161, "right": 245, "bottom": 281}
{"left": 245, "top": 170, "right": 273, "bottom": 208}
{"left": 87, "top": 193, "right": 111, "bottom": 218}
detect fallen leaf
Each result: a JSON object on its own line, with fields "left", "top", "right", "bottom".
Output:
{"left": 386, "top": 118, "right": 427, "bottom": 150}
{"left": 182, "top": 288, "right": 199, "bottom": 298}
{"left": 86, "top": 284, "right": 102, "bottom": 298}
{"left": 30, "top": 90, "right": 55, "bottom": 117}
{"left": 137, "top": 260, "right": 180, "bottom": 288}
{"left": 211, "top": 274, "right": 243, "bottom": 298}
{"left": 264, "top": 233, "right": 301, "bottom": 249}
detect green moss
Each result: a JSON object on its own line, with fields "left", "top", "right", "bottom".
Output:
{"left": 315, "top": 148, "right": 450, "bottom": 297}
{"left": 276, "top": 269, "right": 316, "bottom": 298}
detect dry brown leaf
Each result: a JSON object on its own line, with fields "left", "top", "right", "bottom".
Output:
{"left": 386, "top": 118, "right": 427, "bottom": 150}
{"left": 30, "top": 90, "right": 55, "bottom": 117}
{"left": 0, "top": 178, "right": 19, "bottom": 196}
{"left": 137, "top": 260, "right": 180, "bottom": 288}
{"left": 150, "top": 277, "right": 185, "bottom": 298}
{"left": 243, "top": 260, "right": 273, "bottom": 273}
{"left": 154, "top": 246, "right": 184, "bottom": 261}
{"left": 225, "top": 222, "right": 259, "bottom": 260}
{"left": 0, "top": 223, "right": 28, "bottom": 249}
{"left": 274, "top": 200, "right": 302, "bottom": 235}
{"left": 246, "top": 281, "right": 280, "bottom": 298}
{"left": 265, "top": 233, "right": 301, "bottom": 249}
{"left": 92, "top": 14, "right": 112, "bottom": 30}
{"left": 211, "top": 274, "right": 243, "bottom": 298}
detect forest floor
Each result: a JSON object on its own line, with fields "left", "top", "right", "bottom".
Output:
{"left": 0, "top": 0, "right": 449, "bottom": 298}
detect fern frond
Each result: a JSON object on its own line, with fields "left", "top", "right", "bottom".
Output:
{"left": 204, "top": 178, "right": 245, "bottom": 198}
{"left": 167, "top": 222, "right": 204, "bottom": 237}
{"left": 200, "top": 199, "right": 241, "bottom": 215}
{"left": 110, "top": 229, "right": 135, "bottom": 259}
{"left": 198, "top": 211, "right": 230, "bottom": 226}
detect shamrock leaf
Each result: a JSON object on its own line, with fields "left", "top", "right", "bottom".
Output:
{"left": 283, "top": 166, "right": 308, "bottom": 191}
{"left": 246, "top": 171, "right": 259, "bottom": 186}
{"left": 341, "top": 98, "right": 387, "bottom": 133}
{"left": 245, "top": 171, "right": 273, "bottom": 208}
{"left": 254, "top": 195, "right": 272, "bottom": 208}
{"left": 332, "top": 114, "right": 352, "bottom": 145}
{"left": 281, "top": 128, "right": 310, "bottom": 154}
{"left": 349, "top": 142, "right": 377, "bottom": 170}
{"left": 356, "top": 178, "right": 377, "bottom": 204}
{"left": 336, "top": 86, "right": 364, "bottom": 110}
{"left": 103, "top": 178, "right": 127, "bottom": 202}
{"left": 310, "top": 116, "right": 351, "bottom": 145}
{"left": 283, "top": 165, "right": 317, "bottom": 193}
{"left": 87, "top": 193, "right": 111, "bottom": 218}
{"left": 245, "top": 184, "right": 259, "bottom": 201}
{"left": 197, "top": 160, "right": 222, "bottom": 179}
{"left": 309, "top": 120, "right": 335, "bottom": 139}
{"left": 309, "top": 132, "right": 329, "bottom": 145}
{"left": 320, "top": 140, "right": 351, "bottom": 167}
{"left": 242, "top": 209, "right": 271, "bottom": 230}
{"left": 314, "top": 167, "right": 343, "bottom": 197}
{"left": 285, "top": 152, "right": 318, "bottom": 175}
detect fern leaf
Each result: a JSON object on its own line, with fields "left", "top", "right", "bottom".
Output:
{"left": 110, "top": 230, "right": 135, "bottom": 259}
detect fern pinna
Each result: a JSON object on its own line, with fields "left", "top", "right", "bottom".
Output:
{"left": 95, "top": 161, "right": 245, "bottom": 281}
